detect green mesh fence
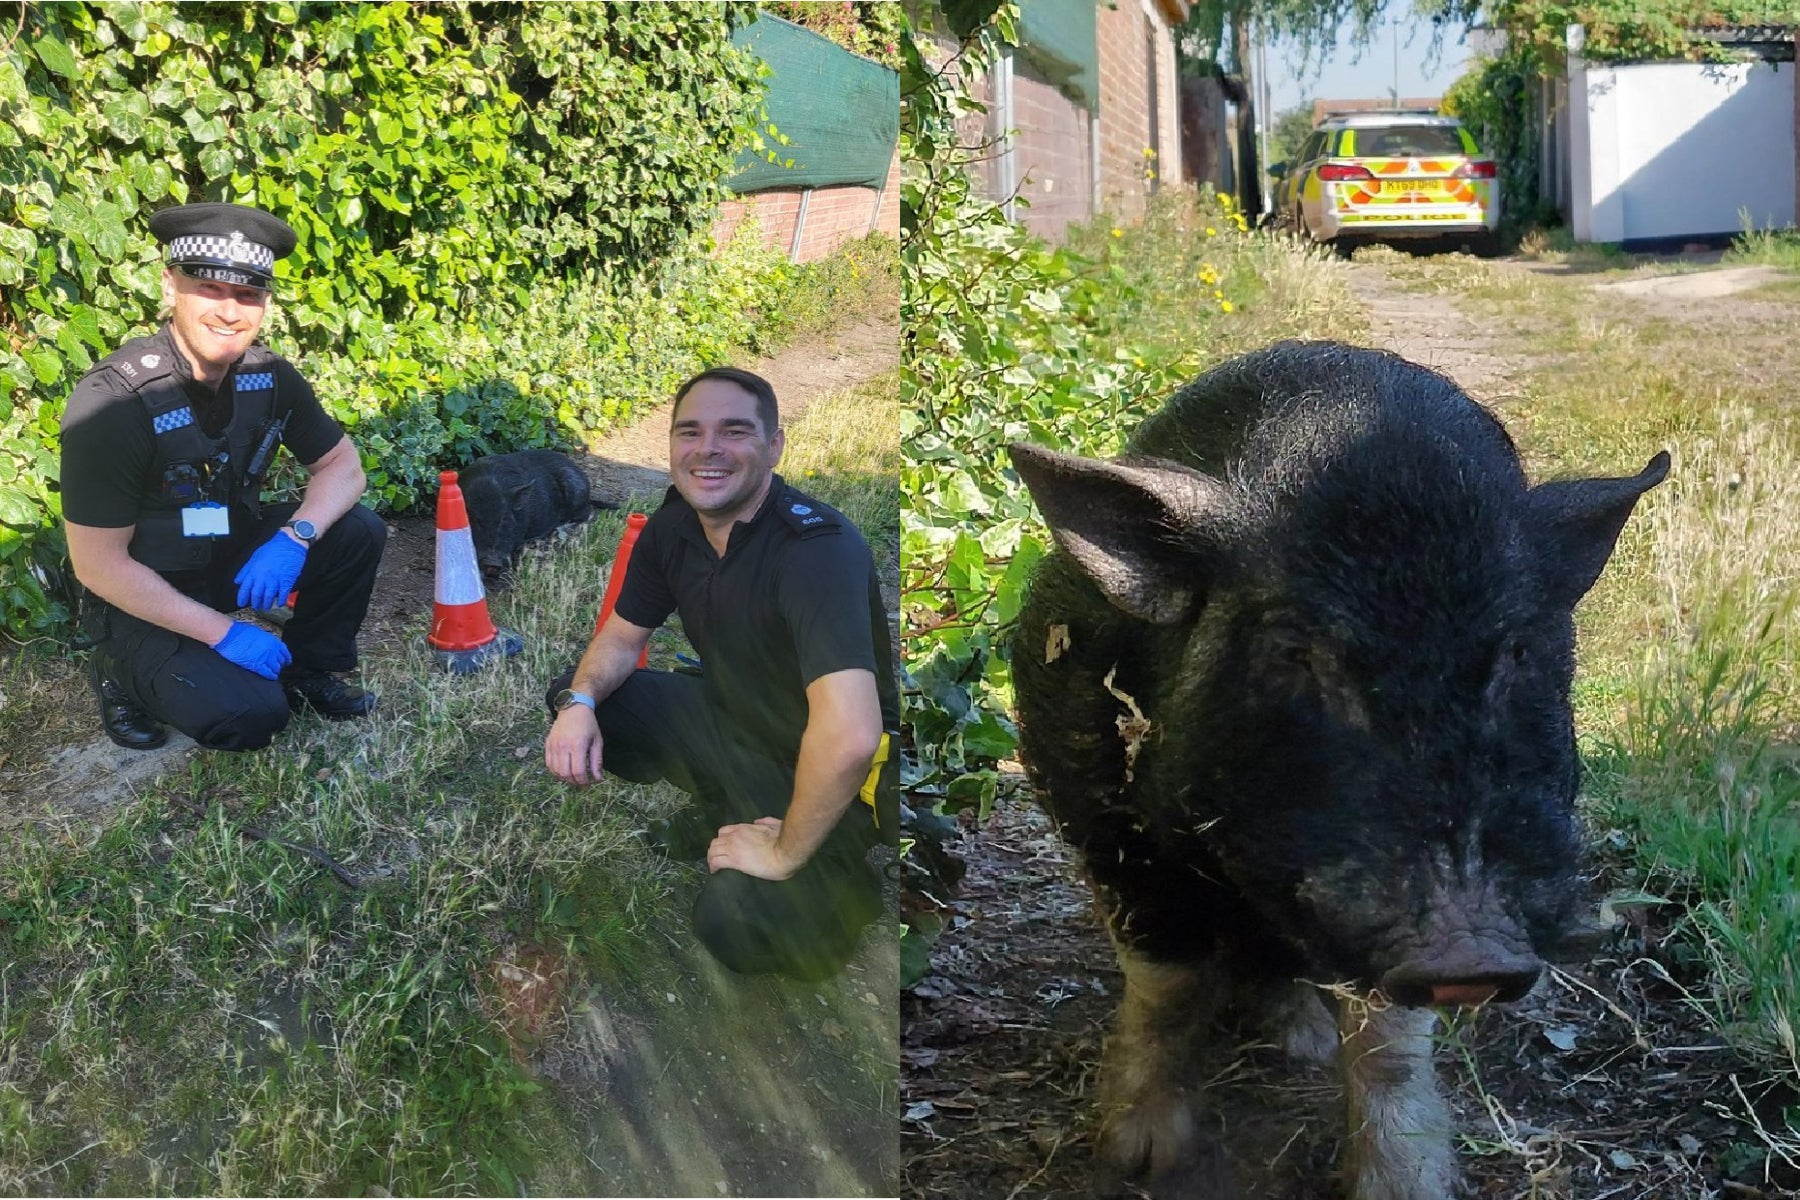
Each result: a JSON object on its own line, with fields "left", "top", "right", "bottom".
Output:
{"left": 728, "top": 14, "right": 900, "bottom": 193}
{"left": 1018, "top": 0, "right": 1099, "bottom": 113}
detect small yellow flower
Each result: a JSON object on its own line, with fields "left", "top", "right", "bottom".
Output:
{"left": 1111, "top": 227, "right": 1123, "bottom": 238}
{"left": 1206, "top": 227, "right": 1217, "bottom": 237}
{"left": 1220, "top": 300, "right": 1235, "bottom": 313}
{"left": 1213, "top": 289, "right": 1223, "bottom": 299}
{"left": 1142, "top": 147, "right": 1157, "bottom": 158}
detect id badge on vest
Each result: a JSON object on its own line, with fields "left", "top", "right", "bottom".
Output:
{"left": 181, "top": 501, "right": 230, "bottom": 538}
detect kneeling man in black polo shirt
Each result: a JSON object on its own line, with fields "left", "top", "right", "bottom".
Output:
{"left": 543, "top": 367, "right": 895, "bottom": 982}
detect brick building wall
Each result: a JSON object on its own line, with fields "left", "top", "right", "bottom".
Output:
{"left": 929, "top": 1, "right": 1190, "bottom": 241}
{"left": 1097, "top": 0, "right": 1185, "bottom": 220}
{"left": 714, "top": 146, "right": 901, "bottom": 262}
{"left": 1002, "top": 57, "right": 1095, "bottom": 241}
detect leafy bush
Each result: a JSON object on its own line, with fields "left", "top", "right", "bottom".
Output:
{"left": 0, "top": 1, "right": 775, "bottom": 638}
{"left": 900, "top": 12, "right": 1255, "bottom": 820}
{"left": 1441, "top": 50, "right": 1553, "bottom": 238}
{"left": 763, "top": 1, "right": 906, "bottom": 68}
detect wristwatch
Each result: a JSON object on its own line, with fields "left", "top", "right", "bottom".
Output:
{"left": 553, "top": 688, "right": 596, "bottom": 713}
{"left": 284, "top": 519, "right": 318, "bottom": 546}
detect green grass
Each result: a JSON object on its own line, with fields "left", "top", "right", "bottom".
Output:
{"left": 0, "top": 532, "right": 673, "bottom": 1193}
{"left": 783, "top": 372, "right": 901, "bottom": 544}
{"left": 1513, "top": 224, "right": 1636, "bottom": 271}
{"left": 1724, "top": 224, "right": 1800, "bottom": 271}
{"left": 1368, "top": 250, "right": 1800, "bottom": 1129}
{"left": 756, "top": 232, "right": 899, "bottom": 352}
{"left": 0, "top": 372, "right": 900, "bottom": 1194}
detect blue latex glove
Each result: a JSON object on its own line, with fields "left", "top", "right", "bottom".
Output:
{"left": 213, "top": 620, "right": 292, "bottom": 680}
{"left": 234, "top": 529, "right": 308, "bottom": 611}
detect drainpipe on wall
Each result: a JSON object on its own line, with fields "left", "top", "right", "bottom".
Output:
{"left": 1089, "top": 107, "right": 1101, "bottom": 217}
{"left": 790, "top": 188, "right": 812, "bottom": 262}
{"left": 996, "top": 47, "right": 1017, "bottom": 221}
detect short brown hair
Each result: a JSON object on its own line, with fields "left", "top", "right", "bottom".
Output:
{"left": 671, "top": 367, "right": 779, "bottom": 437}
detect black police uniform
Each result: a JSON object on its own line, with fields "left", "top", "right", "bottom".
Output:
{"left": 548, "top": 474, "right": 899, "bottom": 981}
{"left": 61, "top": 324, "right": 387, "bottom": 750}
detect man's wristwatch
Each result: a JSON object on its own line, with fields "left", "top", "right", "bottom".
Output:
{"left": 553, "top": 689, "right": 596, "bottom": 714}
{"left": 284, "top": 519, "right": 318, "bottom": 546}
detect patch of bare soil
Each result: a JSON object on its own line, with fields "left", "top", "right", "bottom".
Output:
{"left": 1338, "top": 259, "right": 1527, "bottom": 403}
{"left": 903, "top": 797, "right": 1800, "bottom": 1200}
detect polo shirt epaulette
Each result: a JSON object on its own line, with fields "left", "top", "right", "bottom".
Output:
{"left": 777, "top": 491, "right": 842, "bottom": 539}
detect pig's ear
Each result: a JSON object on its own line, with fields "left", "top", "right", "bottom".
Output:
{"left": 1526, "top": 451, "right": 1670, "bottom": 607}
{"left": 1009, "top": 442, "right": 1233, "bottom": 624}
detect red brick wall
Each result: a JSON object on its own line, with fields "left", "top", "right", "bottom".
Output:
{"left": 714, "top": 146, "right": 901, "bottom": 262}
{"left": 1008, "top": 59, "right": 1094, "bottom": 241}
{"left": 1098, "top": 2, "right": 1152, "bottom": 219}
{"left": 1097, "top": 0, "right": 1182, "bottom": 220}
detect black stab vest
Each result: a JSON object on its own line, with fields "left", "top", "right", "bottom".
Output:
{"left": 91, "top": 335, "right": 284, "bottom": 573}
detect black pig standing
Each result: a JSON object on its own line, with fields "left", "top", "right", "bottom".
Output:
{"left": 1007, "top": 341, "right": 1667, "bottom": 1200}
{"left": 459, "top": 450, "right": 610, "bottom": 581}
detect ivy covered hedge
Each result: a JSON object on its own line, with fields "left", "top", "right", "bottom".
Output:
{"left": 0, "top": 1, "right": 791, "bottom": 638}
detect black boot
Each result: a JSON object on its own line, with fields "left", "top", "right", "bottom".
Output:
{"left": 282, "top": 670, "right": 377, "bottom": 720}
{"left": 88, "top": 653, "right": 168, "bottom": 750}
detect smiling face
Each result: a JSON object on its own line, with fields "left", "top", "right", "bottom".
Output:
{"left": 669, "top": 377, "right": 785, "bottom": 534}
{"left": 161, "top": 269, "right": 270, "bottom": 384}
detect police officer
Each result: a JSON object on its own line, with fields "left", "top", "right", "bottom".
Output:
{"left": 543, "top": 367, "right": 897, "bottom": 982}
{"left": 61, "top": 202, "right": 388, "bottom": 751}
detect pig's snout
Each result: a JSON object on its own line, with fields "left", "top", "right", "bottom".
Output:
{"left": 1378, "top": 945, "right": 1543, "bottom": 1008}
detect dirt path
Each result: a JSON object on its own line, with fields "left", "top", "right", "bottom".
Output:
{"left": 901, "top": 257, "right": 1799, "bottom": 1200}
{"left": 1340, "top": 259, "right": 1524, "bottom": 401}
{"left": 0, "top": 317, "right": 898, "bottom": 832}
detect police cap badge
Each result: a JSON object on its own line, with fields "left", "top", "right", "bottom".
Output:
{"left": 148, "top": 202, "right": 298, "bottom": 292}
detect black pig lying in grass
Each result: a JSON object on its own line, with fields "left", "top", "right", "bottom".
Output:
{"left": 1007, "top": 340, "right": 1668, "bottom": 1200}
{"left": 460, "top": 449, "right": 614, "bottom": 582}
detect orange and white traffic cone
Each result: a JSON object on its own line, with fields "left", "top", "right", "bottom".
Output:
{"left": 429, "top": 470, "right": 524, "bottom": 674}
{"left": 594, "top": 512, "right": 649, "bottom": 668}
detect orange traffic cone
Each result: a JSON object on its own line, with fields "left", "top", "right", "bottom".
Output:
{"left": 430, "top": 470, "right": 524, "bottom": 674}
{"left": 594, "top": 512, "right": 649, "bottom": 668}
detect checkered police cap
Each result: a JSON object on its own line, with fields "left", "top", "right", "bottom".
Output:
{"left": 148, "top": 203, "right": 297, "bottom": 291}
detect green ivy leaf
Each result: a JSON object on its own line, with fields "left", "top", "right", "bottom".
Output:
{"left": 200, "top": 143, "right": 236, "bottom": 177}
{"left": 0, "top": 486, "right": 38, "bottom": 527}
{"left": 21, "top": 347, "right": 62, "bottom": 386}
{"left": 34, "top": 36, "right": 78, "bottom": 80}
{"left": 102, "top": 97, "right": 147, "bottom": 143}
{"left": 188, "top": 114, "right": 230, "bottom": 144}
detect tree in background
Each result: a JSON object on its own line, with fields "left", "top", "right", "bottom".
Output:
{"left": 1267, "top": 99, "right": 1317, "bottom": 168}
{"left": 1176, "top": 0, "right": 1385, "bottom": 218}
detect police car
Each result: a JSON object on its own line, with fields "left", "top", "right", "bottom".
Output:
{"left": 1271, "top": 112, "right": 1500, "bottom": 256}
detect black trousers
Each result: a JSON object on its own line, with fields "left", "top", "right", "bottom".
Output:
{"left": 547, "top": 667, "right": 884, "bottom": 982}
{"left": 82, "top": 502, "right": 387, "bottom": 751}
